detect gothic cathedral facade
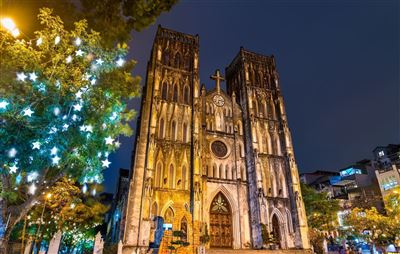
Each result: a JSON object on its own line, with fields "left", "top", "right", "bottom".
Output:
{"left": 122, "top": 26, "right": 309, "bottom": 253}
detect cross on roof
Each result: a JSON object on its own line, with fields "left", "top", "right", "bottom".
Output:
{"left": 210, "top": 69, "right": 225, "bottom": 92}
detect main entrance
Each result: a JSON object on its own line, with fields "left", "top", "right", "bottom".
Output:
{"left": 209, "top": 192, "right": 232, "bottom": 248}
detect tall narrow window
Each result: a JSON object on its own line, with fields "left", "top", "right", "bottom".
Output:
{"left": 169, "top": 164, "right": 174, "bottom": 189}
{"left": 163, "top": 50, "right": 170, "bottom": 66}
{"left": 184, "top": 86, "right": 190, "bottom": 104}
{"left": 161, "top": 82, "right": 168, "bottom": 100}
{"left": 183, "top": 123, "right": 188, "bottom": 142}
{"left": 156, "top": 162, "right": 163, "bottom": 187}
{"left": 171, "top": 121, "right": 176, "bottom": 141}
{"left": 258, "top": 100, "right": 264, "bottom": 116}
{"left": 174, "top": 52, "right": 181, "bottom": 68}
{"left": 252, "top": 100, "right": 257, "bottom": 115}
{"left": 159, "top": 118, "right": 165, "bottom": 138}
{"left": 182, "top": 166, "right": 187, "bottom": 190}
{"left": 173, "top": 84, "right": 178, "bottom": 102}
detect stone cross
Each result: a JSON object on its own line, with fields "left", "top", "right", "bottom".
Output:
{"left": 210, "top": 69, "right": 225, "bottom": 92}
{"left": 47, "top": 230, "right": 62, "bottom": 254}
{"left": 93, "top": 232, "right": 104, "bottom": 254}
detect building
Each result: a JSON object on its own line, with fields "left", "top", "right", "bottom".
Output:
{"left": 333, "top": 160, "right": 383, "bottom": 211}
{"left": 300, "top": 170, "right": 342, "bottom": 198}
{"left": 373, "top": 144, "right": 400, "bottom": 198}
{"left": 106, "top": 169, "right": 130, "bottom": 244}
{"left": 122, "top": 26, "right": 309, "bottom": 253}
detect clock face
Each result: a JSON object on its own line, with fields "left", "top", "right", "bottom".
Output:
{"left": 213, "top": 95, "right": 225, "bottom": 107}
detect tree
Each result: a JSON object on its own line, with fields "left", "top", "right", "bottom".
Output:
{"left": 1, "top": 0, "right": 178, "bottom": 47}
{"left": 15, "top": 178, "right": 109, "bottom": 252}
{"left": 301, "top": 183, "right": 340, "bottom": 252}
{"left": 0, "top": 8, "right": 139, "bottom": 252}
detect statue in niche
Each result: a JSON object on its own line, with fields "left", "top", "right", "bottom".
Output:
{"left": 194, "top": 181, "right": 201, "bottom": 201}
{"left": 144, "top": 177, "right": 153, "bottom": 197}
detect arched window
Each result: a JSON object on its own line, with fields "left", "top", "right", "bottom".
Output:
{"left": 159, "top": 118, "right": 165, "bottom": 138}
{"left": 161, "top": 82, "right": 168, "bottom": 100}
{"left": 226, "top": 165, "right": 231, "bottom": 180}
{"left": 169, "top": 164, "right": 175, "bottom": 189}
{"left": 183, "top": 86, "right": 190, "bottom": 104}
{"left": 183, "top": 123, "right": 188, "bottom": 142}
{"left": 174, "top": 52, "right": 181, "bottom": 68}
{"left": 163, "top": 50, "right": 170, "bottom": 66}
{"left": 219, "top": 164, "right": 224, "bottom": 179}
{"left": 208, "top": 164, "right": 213, "bottom": 177}
{"left": 258, "top": 100, "right": 264, "bottom": 116}
{"left": 252, "top": 100, "right": 257, "bottom": 115}
{"left": 156, "top": 162, "right": 163, "bottom": 187}
{"left": 171, "top": 121, "right": 176, "bottom": 140}
{"left": 151, "top": 202, "right": 158, "bottom": 218}
{"left": 184, "top": 55, "right": 191, "bottom": 70}
{"left": 213, "top": 164, "right": 218, "bottom": 178}
{"left": 182, "top": 166, "right": 187, "bottom": 190}
{"left": 173, "top": 84, "right": 178, "bottom": 102}
{"left": 180, "top": 217, "right": 188, "bottom": 242}
{"left": 164, "top": 207, "right": 174, "bottom": 223}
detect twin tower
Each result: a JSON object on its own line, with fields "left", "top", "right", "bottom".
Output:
{"left": 122, "top": 26, "right": 309, "bottom": 253}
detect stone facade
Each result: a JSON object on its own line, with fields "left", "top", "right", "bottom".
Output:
{"left": 122, "top": 26, "right": 309, "bottom": 253}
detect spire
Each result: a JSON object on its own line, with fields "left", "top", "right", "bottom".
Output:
{"left": 210, "top": 69, "right": 225, "bottom": 93}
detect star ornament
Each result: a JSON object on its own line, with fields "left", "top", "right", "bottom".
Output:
{"left": 73, "top": 103, "right": 82, "bottom": 111}
{"left": 96, "top": 58, "right": 104, "bottom": 65}
{"left": 9, "top": 165, "right": 18, "bottom": 174}
{"left": 17, "top": 72, "right": 27, "bottom": 82}
{"left": 32, "top": 141, "right": 41, "bottom": 150}
{"left": 29, "top": 72, "right": 38, "bottom": 81}
{"left": 23, "top": 107, "right": 34, "bottom": 117}
{"left": 116, "top": 58, "right": 125, "bottom": 67}
{"left": 105, "top": 136, "right": 114, "bottom": 145}
{"left": 76, "top": 49, "right": 84, "bottom": 57}
{"left": 66, "top": 55, "right": 73, "bottom": 64}
{"left": 52, "top": 155, "right": 61, "bottom": 165}
{"left": 101, "top": 159, "right": 111, "bottom": 168}
{"left": 0, "top": 100, "right": 9, "bottom": 109}
{"left": 50, "top": 146, "right": 58, "bottom": 155}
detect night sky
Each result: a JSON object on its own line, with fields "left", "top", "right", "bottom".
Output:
{"left": 104, "top": 0, "right": 399, "bottom": 193}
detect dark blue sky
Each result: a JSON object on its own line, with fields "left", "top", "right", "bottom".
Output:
{"left": 104, "top": 0, "right": 399, "bottom": 192}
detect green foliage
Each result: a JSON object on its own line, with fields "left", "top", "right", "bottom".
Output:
{"left": 1, "top": 0, "right": 178, "bottom": 47}
{"left": 168, "top": 230, "right": 189, "bottom": 253}
{"left": 301, "top": 183, "right": 340, "bottom": 232}
{"left": 260, "top": 223, "right": 276, "bottom": 245}
{"left": 0, "top": 8, "right": 139, "bottom": 200}
{"left": 20, "top": 178, "right": 108, "bottom": 246}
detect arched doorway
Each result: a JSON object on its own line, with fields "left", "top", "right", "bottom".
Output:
{"left": 209, "top": 192, "right": 232, "bottom": 248}
{"left": 272, "top": 214, "right": 281, "bottom": 249}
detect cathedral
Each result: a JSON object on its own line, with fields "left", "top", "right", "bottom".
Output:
{"left": 122, "top": 26, "right": 309, "bottom": 253}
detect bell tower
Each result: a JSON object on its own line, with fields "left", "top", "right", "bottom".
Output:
{"left": 123, "top": 26, "right": 200, "bottom": 252}
{"left": 226, "top": 48, "right": 310, "bottom": 249}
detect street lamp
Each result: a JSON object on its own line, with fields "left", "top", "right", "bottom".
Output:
{"left": 0, "top": 17, "right": 20, "bottom": 37}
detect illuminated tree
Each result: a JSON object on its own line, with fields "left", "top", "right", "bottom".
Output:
{"left": 0, "top": 8, "right": 139, "bottom": 252}
{"left": 301, "top": 183, "right": 340, "bottom": 252}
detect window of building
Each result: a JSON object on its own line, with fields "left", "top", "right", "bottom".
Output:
{"left": 159, "top": 118, "right": 165, "bottom": 138}
{"left": 161, "top": 82, "right": 168, "bottom": 100}
{"left": 184, "top": 86, "right": 190, "bottom": 104}
{"left": 171, "top": 121, "right": 177, "bottom": 140}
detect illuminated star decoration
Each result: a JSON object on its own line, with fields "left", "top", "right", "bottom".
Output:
{"left": 54, "top": 35, "right": 61, "bottom": 45}
{"left": 17, "top": 72, "right": 27, "bottom": 82}
{"left": 75, "top": 90, "right": 83, "bottom": 98}
{"left": 96, "top": 58, "right": 104, "bottom": 65}
{"left": 76, "top": 49, "right": 84, "bottom": 57}
{"left": 50, "top": 146, "right": 58, "bottom": 155}
{"left": 0, "top": 100, "right": 9, "bottom": 109}
{"left": 116, "top": 58, "right": 125, "bottom": 67}
{"left": 66, "top": 55, "right": 73, "bottom": 63}
{"left": 27, "top": 171, "right": 39, "bottom": 182}
{"left": 32, "top": 141, "right": 41, "bottom": 150}
{"left": 75, "top": 37, "right": 82, "bottom": 46}
{"left": 114, "top": 140, "right": 121, "bottom": 148}
{"left": 101, "top": 159, "right": 111, "bottom": 168}
{"left": 52, "top": 155, "right": 61, "bottom": 165}
{"left": 105, "top": 136, "right": 114, "bottom": 145}
{"left": 29, "top": 72, "right": 38, "bottom": 81}
{"left": 23, "top": 107, "right": 34, "bottom": 117}
{"left": 8, "top": 148, "right": 17, "bottom": 158}
{"left": 9, "top": 164, "right": 18, "bottom": 174}
{"left": 73, "top": 103, "right": 82, "bottom": 111}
